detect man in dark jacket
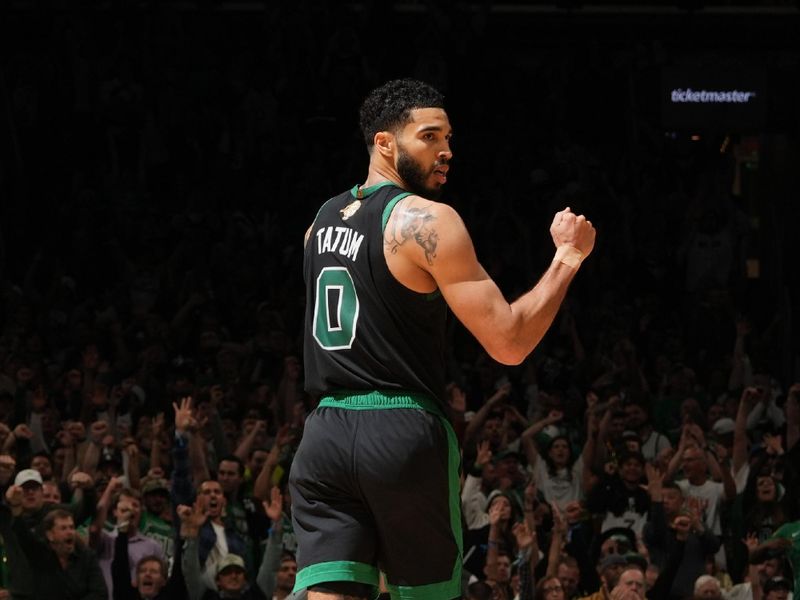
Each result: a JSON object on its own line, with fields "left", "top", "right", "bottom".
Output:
{"left": 642, "top": 467, "right": 720, "bottom": 600}
{"left": 5, "top": 485, "right": 106, "bottom": 600}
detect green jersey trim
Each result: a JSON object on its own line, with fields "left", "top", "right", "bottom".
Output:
{"left": 350, "top": 181, "right": 398, "bottom": 198}
{"left": 381, "top": 192, "right": 413, "bottom": 231}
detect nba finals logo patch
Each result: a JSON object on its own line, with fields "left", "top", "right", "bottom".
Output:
{"left": 340, "top": 200, "right": 362, "bottom": 221}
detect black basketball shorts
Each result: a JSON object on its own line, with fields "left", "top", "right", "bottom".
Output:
{"left": 288, "top": 391, "right": 462, "bottom": 600}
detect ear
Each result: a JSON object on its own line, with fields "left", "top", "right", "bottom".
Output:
{"left": 374, "top": 131, "right": 394, "bottom": 158}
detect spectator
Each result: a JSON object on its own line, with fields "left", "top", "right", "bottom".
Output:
{"left": 5, "top": 490, "right": 107, "bottom": 600}
{"left": 12, "top": 467, "right": 96, "bottom": 534}
{"left": 110, "top": 543, "right": 187, "bottom": 600}
{"left": 642, "top": 463, "right": 720, "bottom": 599}
{"left": 89, "top": 480, "right": 164, "bottom": 599}
{"left": 484, "top": 549, "right": 514, "bottom": 600}
{"left": 138, "top": 475, "right": 176, "bottom": 566}
{"left": 585, "top": 450, "right": 649, "bottom": 535}
{"left": 664, "top": 424, "right": 736, "bottom": 537}
{"left": 768, "top": 521, "right": 800, "bottom": 596}
{"left": 577, "top": 553, "right": 627, "bottom": 600}
{"left": 464, "top": 490, "right": 520, "bottom": 582}
{"left": 521, "top": 410, "right": 588, "bottom": 510}
{"left": 537, "top": 575, "right": 567, "bottom": 600}
{"left": 693, "top": 575, "right": 723, "bottom": 600}
{"left": 179, "top": 487, "right": 285, "bottom": 600}
{"left": 556, "top": 556, "right": 583, "bottom": 599}
{"left": 462, "top": 440, "right": 501, "bottom": 530}
{"left": 215, "top": 453, "right": 269, "bottom": 569}
{"left": 761, "top": 576, "right": 792, "bottom": 600}
{"left": 611, "top": 565, "right": 646, "bottom": 600}
{"left": 623, "top": 398, "right": 671, "bottom": 462}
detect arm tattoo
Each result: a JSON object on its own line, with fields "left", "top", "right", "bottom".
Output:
{"left": 386, "top": 206, "right": 439, "bottom": 265}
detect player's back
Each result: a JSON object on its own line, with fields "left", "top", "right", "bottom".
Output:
{"left": 303, "top": 182, "right": 448, "bottom": 406}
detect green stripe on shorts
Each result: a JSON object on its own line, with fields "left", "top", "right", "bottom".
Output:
{"left": 386, "top": 413, "right": 463, "bottom": 600}
{"left": 295, "top": 560, "right": 380, "bottom": 597}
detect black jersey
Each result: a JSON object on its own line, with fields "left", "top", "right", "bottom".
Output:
{"left": 303, "top": 182, "right": 449, "bottom": 406}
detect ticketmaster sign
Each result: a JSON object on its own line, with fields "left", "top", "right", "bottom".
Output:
{"left": 662, "top": 66, "right": 765, "bottom": 132}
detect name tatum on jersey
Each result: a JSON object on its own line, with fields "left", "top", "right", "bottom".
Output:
{"left": 314, "top": 225, "right": 365, "bottom": 261}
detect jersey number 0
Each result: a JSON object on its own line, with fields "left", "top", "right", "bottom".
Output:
{"left": 313, "top": 267, "right": 360, "bottom": 350}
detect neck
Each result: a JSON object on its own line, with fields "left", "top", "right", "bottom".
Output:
{"left": 151, "top": 507, "right": 172, "bottom": 521}
{"left": 55, "top": 550, "right": 71, "bottom": 569}
{"left": 688, "top": 473, "right": 707, "bottom": 485}
{"left": 638, "top": 423, "right": 653, "bottom": 437}
{"left": 364, "top": 163, "right": 403, "bottom": 190}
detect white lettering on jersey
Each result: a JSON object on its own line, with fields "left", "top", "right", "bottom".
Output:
{"left": 316, "top": 226, "right": 364, "bottom": 261}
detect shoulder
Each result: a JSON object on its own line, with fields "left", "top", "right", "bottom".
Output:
{"left": 384, "top": 195, "right": 472, "bottom": 269}
{"left": 385, "top": 195, "right": 463, "bottom": 233}
{"left": 138, "top": 533, "right": 164, "bottom": 550}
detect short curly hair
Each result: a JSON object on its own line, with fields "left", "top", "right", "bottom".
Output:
{"left": 358, "top": 78, "right": 445, "bottom": 148}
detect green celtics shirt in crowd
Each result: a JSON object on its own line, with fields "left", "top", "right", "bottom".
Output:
{"left": 139, "top": 511, "right": 175, "bottom": 565}
{"left": 772, "top": 520, "right": 800, "bottom": 594}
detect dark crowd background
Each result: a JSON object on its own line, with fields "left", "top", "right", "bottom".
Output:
{"left": 0, "top": 2, "right": 799, "bottom": 600}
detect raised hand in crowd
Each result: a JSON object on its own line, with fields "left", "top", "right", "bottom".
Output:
{"left": 685, "top": 496, "right": 706, "bottom": 534}
{"left": 12, "top": 424, "right": 34, "bottom": 441}
{"left": 173, "top": 397, "right": 198, "bottom": 435}
{"left": 0, "top": 454, "right": 16, "bottom": 486}
{"left": 177, "top": 499, "right": 208, "bottom": 539}
{"left": 475, "top": 440, "right": 493, "bottom": 471}
{"left": 672, "top": 513, "right": 692, "bottom": 542}
{"left": 263, "top": 485, "right": 283, "bottom": 524}
{"left": 69, "top": 470, "right": 94, "bottom": 491}
{"left": 512, "top": 519, "right": 537, "bottom": 557}
{"left": 645, "top": 462, "right": 664, "bottom": 501}
{"left": 5, "top": 484, "right": 24, "bottom": 516}
{"left": 763, "top": 432, "right": 784, "bottom": 456}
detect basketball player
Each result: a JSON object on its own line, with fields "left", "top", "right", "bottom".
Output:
{"left": 290, "top": 78, "right": 596, "bottom": 600}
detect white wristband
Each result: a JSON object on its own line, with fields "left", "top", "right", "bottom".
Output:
{"left": 554, "top": 245, "right": 583, "bottom": 269}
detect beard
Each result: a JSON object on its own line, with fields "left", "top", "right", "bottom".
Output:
{"left": 397, "top": 145, "right": 444, "bottom": 200}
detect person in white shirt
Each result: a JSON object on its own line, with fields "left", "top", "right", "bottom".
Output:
{"left": 664, "top": 424, "right": 736, "bottom": 536}
{"left": 521, "top": 410, "right": 593, "bottom": 511}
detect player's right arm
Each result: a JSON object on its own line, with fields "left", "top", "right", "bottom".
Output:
{"left": 391, "top": 197, "right": 595, "bottom": 365}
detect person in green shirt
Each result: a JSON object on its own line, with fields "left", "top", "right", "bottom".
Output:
{"left": 770, "top": 521, "right": 800, "bottom": 595}
{"left": 139, "top": 477, "right": 175, "bottom": 566}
